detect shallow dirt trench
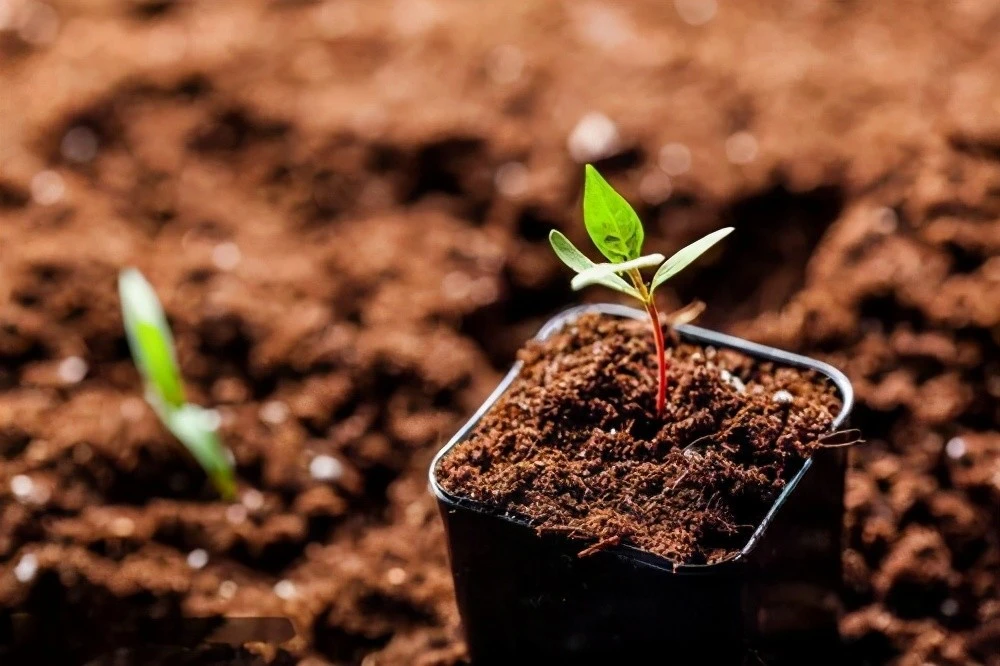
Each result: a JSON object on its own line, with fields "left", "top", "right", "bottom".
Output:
{"left": 1, "top": 1, "right": 999, "bottom": 664}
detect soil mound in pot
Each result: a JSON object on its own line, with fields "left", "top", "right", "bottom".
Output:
{"left": 437, "top": 312, "right": 842, "bottom": 564}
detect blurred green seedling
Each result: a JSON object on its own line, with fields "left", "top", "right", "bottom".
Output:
{"left": 549, "top": 164, "right": 733, "bottom": 416}
{"left": 118, "top": 268, "right": 236, "bottom": 499}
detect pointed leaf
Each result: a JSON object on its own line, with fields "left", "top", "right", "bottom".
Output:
{"left": 582, "top": 164, "right": 644, "bottom": 262}
{"left": 570, "top": 253, "right": 665, "bottom": 291}
{"left": 166, "top": 404, "right": 236, "bottom": 500}
{"left": 549, "top": 230, "right": 642, "bottom": 299}
{"left": 650, "top": 227, "right": 734, "bottom": 293}
{"left": 119, "top": 269, "right": 185, "bottom": 408}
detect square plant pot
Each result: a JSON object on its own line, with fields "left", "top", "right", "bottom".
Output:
{"left": 429, "top": 304, "right": 855, "bottom": 665}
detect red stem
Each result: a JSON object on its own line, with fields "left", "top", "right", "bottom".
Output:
{"left": 645, "top": 301, "right": 667, "bottom": 417}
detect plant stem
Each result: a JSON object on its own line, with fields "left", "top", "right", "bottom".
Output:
{"left": 628, "top": 269, "right": 668, "bottom": 417}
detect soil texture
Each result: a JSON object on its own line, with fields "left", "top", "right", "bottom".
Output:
{"left": 438, "top": 312, "right": 841, "bottom": 563}
{"left": 1, "top": 1, "right": 999, "bottom": 665}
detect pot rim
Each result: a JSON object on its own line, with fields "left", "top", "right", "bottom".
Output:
{"left": 429, "top": 303, "right": 854, "bottom": 573}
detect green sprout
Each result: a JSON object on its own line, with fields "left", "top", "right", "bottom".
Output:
{"left": 549, "top": 165, "right": 733, "bottom": 417}
{"left": 118, "top": 268, "right": 236, "bottom": 499}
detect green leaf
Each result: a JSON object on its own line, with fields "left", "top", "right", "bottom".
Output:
{"left": 650, "top": 227, "right": 734, "bottom": 293}
{"left": 570, "top": 253, "right": 665, "bottom": 291}
{"left": 549, "top": 230, "right": 642, "bottom": 299}
{"left": 165, "top": 404, "right": 236, "bottom": 500}
{"left": 582, "top": 164, "right": 644, "bottom": 262}
{"left": 119, "top": 269, "right": 185, "bottom": 409}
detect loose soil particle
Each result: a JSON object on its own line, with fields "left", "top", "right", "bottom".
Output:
{"left": 438, "top": 313, "right": 841, "bottom": 564}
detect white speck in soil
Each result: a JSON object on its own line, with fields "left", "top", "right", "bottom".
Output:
{"left": 495, "top": 161, "right": 529, "bottom": 198}
{"left": 274, "top": 580, "right": 297, "bottom": 600}
{"left": 57, "top": 356, "right": 88, "bottom": 384}
{"left": 14, "top": 554, "right": 38, "bottom": 583}
{"left": 242, "top": 489, "right": 264, "bottom": 511}
{"left": 386, "top": 567, "right": 407, "bottom": 585}
{"left": 568, "top": 112, "right": 620, "bottom": 163}
{"left": 211, "top": 242, "right": 241, "bottom": 271}
{"left": 940, "top": 598, "right": 959, "bottom": 617}
{"left": 30, "top": 170, "right": 65, "bottom": 206}
{"left": 260, "top": 400, "right": 289, "bottom": 425}
{"left": 309, "top": 454, "right": 344, "bottom": 482}
{"left": 875, "top": 206, "right": 898, "bottom": 234}
{"left": 771, "top": 390, "right": 794, "bottom": 405}
{"left": 659, "top": 142, "right": 692, "bottom": 175}
{"left": 945, "top": 437, "right": 966, "bottom": 460}
{"left": 674, "top": 0, "right": 717, "bottom": 25}
{"left": 61, "top": 126, "right": 98, "bottom": 163}
{"left": 725, "top": 131, "right": 758, "bottom": 164}
{"left": 186, "top": 549, "right": 209, "bottom": 570}
{"left": 10, "top": 475, "right": 34, "bottom": 501}
{"left": 219, "top": 580, "right": 238, "bottom": 600}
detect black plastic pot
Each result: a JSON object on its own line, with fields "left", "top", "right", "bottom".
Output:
{"left": 429, "top": 304, "right": 855, "bottom": 665}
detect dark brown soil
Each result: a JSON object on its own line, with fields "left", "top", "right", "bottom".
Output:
{"left": 1, "top": 1, "right": 999, "bottom": 665}
{"left": 437, "top": 313, "right": 841, "bottom": 564}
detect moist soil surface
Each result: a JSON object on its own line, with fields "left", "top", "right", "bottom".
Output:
{"left": 437, "top": 312, "right": 841, "bottom": 564}
{"left": 2, "top": 1, "right": 999, "bottom": 665}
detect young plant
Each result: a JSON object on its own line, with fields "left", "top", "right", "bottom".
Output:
{"left": 549, "top": 165, "right": 733, "bottom": 417}
{"left": 118, "top": 268, "right": 236, "bottom": 499}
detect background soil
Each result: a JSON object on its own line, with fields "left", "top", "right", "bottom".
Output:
{"left": 0, "top": 1, "right": 997, "bottom": 664}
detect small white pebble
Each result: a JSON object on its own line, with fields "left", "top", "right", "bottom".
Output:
{"left": 260, "top": 400, "right": 289, "bottom": 425}
{"left": 674, "top": 0, "right": 717, "bottom": 25}
{"left": 945, "top": 437, "right": 966, "bottom": 460}
{"left": 495, "top": 161, "right": 529, "bottom": 198}
{"left": 30, "top": 170, "right": 65, "bottom": 206}
{"left": 110, "top": 517, "right": 135, "bottom": 537}
{"left": 186, "top": 548, "right": 209, "bottom": 570}
{"left": 725, "top": 131, "right": 758, "bottom": 164}
{"left": 61, "top": 126, "right": 98, "bottom": 163}
{"left": 874, "top": 207, "right": 898, "bottom": 234}
{"left": 771, "top": 390, "right": 794, "bottom": 405}
{"left": 226, "top": 504, "right": 248, "bottom": 524}
{"left": 219, "top": 580, "right": 238, "bottom": 599}
{"left": 274, "top": 579, "right": 297, "bottom": 600}
{"left": 14, "top": 553, "right": 38, "bottom": 583}
{"left": 567, "top": 112, "right": 620, "bottom": 163}
{"left": 211, "top": 242, "right": 241, "bottom": 271}
{"left": 639, "top": 170, "right": 672, "bottom": 204}
{"left": 386, "top": 567, "right": 407, "bottom": 586}
{"left": 242, "top": 489, "right": 264, "bottom": 511}
{"left": 486, "top": 44, "right": 524, "bottom": 84}
{"left": 609, "top": 428, "right": 617, "bottom": 435}
{"left": 57, "top": 356, "right": 88, "bottom": 384}
{"left": 940, "top": 598, "right": 959, "bottom": 617}
{"left": 10, "top": 475, "right": 34, "bottom": 501}
{"left": 309, "top": 454, "right": 344, "bottom": 482}
{"left": 659, "top": 142, "right": 692, "bottom": 175}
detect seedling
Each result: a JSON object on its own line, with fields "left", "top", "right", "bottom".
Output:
{"left": 118, "top": 268, "right": 236, "bottom": 499}
{"left": 549, "top": 165, "right": 733, "bottom": 416}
